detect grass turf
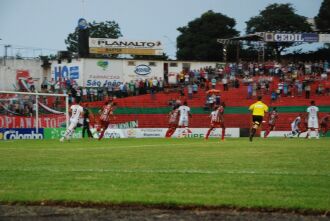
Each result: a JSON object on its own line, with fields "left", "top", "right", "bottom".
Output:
{"left": 0, "top": 138, "right": 329, "bottom": 211}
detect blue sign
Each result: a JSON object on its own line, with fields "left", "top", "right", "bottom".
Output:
{"left": 302, "top": 33, "right": 319, "bottom": 42}
{"left": 78, "top": 18, "right": 88, "bottom": 30}
{"left": 53, "top": 65, "right": 80, "bottom": 80}
{"left": 0, "top": 128, "right": 44, "bottom": 140}
{"left": 134, "top": 65, "right": 151, "bottom": 76}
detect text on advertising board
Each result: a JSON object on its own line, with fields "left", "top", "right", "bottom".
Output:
{"left": 134, "top": 65, "right": 151, "bottom": 76}
{"left": 265, "top": 33, "right": 319, "bottom": 42}
{"left": 53, "top": 65, "right": 79, "bottom": 80}
{"left": 89, "top": 38, "right": 163, "bottom": 49}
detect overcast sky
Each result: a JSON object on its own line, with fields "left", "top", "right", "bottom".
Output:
{"left": 0, "top": 0, "right": 323, "bottom": 59}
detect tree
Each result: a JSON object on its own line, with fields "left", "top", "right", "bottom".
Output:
{"left": 315, "top": 0, "right": 330, "bottom": 31}
{"left": 176, "top": 10, "right": 239, "bottom": 61}
{"left": 65, "top": 20, "right": 122, "bottom": 56}
{"left": 246, "top": 3, "right": 312, "bottom": 60}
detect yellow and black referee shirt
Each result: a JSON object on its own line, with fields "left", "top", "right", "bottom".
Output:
{"left": 249, "top": 101, "right": 269, "bottom": 116}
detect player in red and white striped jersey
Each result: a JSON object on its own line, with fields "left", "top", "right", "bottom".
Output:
{"left": 205, "top": 102, "right": 226, "bottom": 141}
{"left": 165, "top": 104, "right": 180, "bottom": 138}
{"left": 98, "top": 99, "right": 115, "bottom": 140}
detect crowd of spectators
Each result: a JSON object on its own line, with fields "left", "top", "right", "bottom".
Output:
{"left": 0, "top": 94, "right": 36, "bottom": 116}
{"left": 39, "top": 77, "right": 166, "bottom": 105}
{"left": 14, "top": 60, "right": 330, "bottom": 111}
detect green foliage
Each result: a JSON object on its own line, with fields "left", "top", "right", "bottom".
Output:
{"left": 0, "top": 138, "right": 329, "bottom": 210}
{"left": 65, "top": 20, "right": 122, "bottom": 57}
{"left": 315, "top": 0, "right": 330, "bottom": 31}
{"left": 176, "top": 10, "right": 239, "bottom": 61}
{"left": 245, "top": 3, "right": 312, "bottom": 60}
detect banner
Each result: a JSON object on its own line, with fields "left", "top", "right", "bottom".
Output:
{"left": 123, "top": 128, "right": 240, "bottom": 138}
{"left": 90, "top": 48, "right": 163, "bottom": 56}
{"left": 89, "top": 38, "right": 163, "bottom": 55}
{"left": 260, "top": 131, "right": 329, "bottom": 137}
{"left": 84, "top": 59, "right": 123, "bottom": 87}
{"left": 108, "top": 120, "right": 138, "bottom": 129}
{"left": 0, "top": 128, "right": 44, "bottom": 140}
{"left": 319, "top": 34, "right": 330, "bottom": 43}
{"left": 44, "top": 128, "right": 82, "bottom": 139}
{"left": 0, "top": 115, "right": 66, "bottom": 128}
{"left": 264, "top": 32, "right": 319, "bottom": 42}
{"left": 51, "top": 61, "right": 83, "bottom": 84}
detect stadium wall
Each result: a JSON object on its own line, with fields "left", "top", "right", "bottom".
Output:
{"left": 0, "top": 59, "right": 46, "bottom": 91}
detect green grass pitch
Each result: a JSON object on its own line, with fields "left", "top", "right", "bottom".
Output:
{"left": 0, "top": 138, "right": 329, "bottom": 211}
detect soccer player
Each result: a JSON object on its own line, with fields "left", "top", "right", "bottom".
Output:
{"left": 165, "top": 104, "right": 180, "bottom": 138}
{"left": 178, "top": 101, "right": 192, "bottom": 137}
{"left": 285, "top": 114, "right": 303, "bottom": 138}
{"left": 306, "top": 100, "right": 320, "bottom": 139}
{"left": 82, "top": 104, "right": 93, "bottom": 139}
{"left": 298, "top": 114, "right": 309, "bottom": 138}
{"left": 98, "top": 99, "right": 115, "bottom": 141}
{"left": 248, "top": 96, "right": 269, "bottom": 142}
{"left": 320, "top": 113, "right": 330, "bottom": 136}
{"left": 205, "top": 102, "right": 226, "bottom": 141}
{"left": 264, "top": 107, "right": 279, "bottom": 138}
{"left": 60, "top": 100, "right": 84, "bottom": 142}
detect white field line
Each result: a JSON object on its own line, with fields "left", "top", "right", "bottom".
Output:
{"left": 1, "top": 168, "right": 329, "bottom": 177}
{"left": 0, "top": 142, "right": 222, "bottom": 151}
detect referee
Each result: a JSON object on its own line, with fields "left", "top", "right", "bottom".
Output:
{"left": 248, "top": 96, "right": 269, "bottom": 141}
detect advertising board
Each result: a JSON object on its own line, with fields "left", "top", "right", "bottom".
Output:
{"left": 0, "top": 128, "right": 44, "bottom": 140}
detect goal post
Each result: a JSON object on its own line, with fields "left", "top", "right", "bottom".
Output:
{"left": 0, "top": 91, "right": 68, "bottom": 139}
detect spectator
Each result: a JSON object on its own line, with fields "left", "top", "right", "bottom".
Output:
{"left": 247, "top": 83, "right": 252, "bottom": 99}
{"left": 128, "top": 81, "right": 135, "bottom": 96}
{"left": 82, "top": 87, "right": 87, "bottom": 102}
{"left": 76, "top": 87, "right": 82, "bottom": 103}
{"left": 305, "top": 83, "right": 311, "bottom": 99}
{"left": 192, "top": 82, "right": 198, "bottom": 94}
{"left": 211, "top": 77, "right": 216, "bottom": 89}
{"left": 188, "top": 84, "right": 193, "bottom": 99}
{"left": 271, "top": 91, "right": 277, "bottom": 102}
{"left": 222, "top": 77, "right": 228, "bottom": 91}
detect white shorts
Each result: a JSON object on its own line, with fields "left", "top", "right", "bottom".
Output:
{"left": 68, "top": 119, "right": 79, "bottom": 131}
{"left": 178, "top": 118, "right": 189, "bottom": 127}
{"left": 308, "top": 118, "right": 319, "bottom": 129}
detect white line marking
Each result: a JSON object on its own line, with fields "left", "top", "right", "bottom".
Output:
{"left": 1, "top": 168, "right": 329, "bottom": 177}
{"left": 0, "top": 142, "right": 221, "bottom": 151}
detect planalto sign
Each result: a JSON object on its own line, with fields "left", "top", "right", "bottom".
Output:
{"left": 89, "top": 38, "right": 163, "bottom": 49}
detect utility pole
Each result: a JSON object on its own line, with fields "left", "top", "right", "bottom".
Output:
{"left": 4, "top": 45, "right": 11, "bottom": 66}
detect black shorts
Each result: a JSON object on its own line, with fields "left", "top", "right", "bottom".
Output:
{"left": 252, "top": 115, "right": 263, "bottom": 125}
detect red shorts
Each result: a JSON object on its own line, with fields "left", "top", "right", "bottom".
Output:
{"left": 100, "top": 120, "right": 110, "bottom": 129}
{"left": 210, "top": 121, "right": 224, "bottom": 128}
{"left": 268, "top": 124, "right": 275, "bottom": 129}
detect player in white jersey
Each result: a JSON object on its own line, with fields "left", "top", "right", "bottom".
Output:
{"left": 306, "top": 100, "right": 320, "bottom": 139}
{"left": 285, "top": 114, "right": 302, "bottom": 138}
{"left": 178, "top": 101, "right": 192, "bottom": 137}
{"left": 60, "top": 100, "right": 84, "bottom": 142}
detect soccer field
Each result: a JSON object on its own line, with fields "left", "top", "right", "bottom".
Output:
{"left": 0, "top": 138, "right": 329, "bottom": 211}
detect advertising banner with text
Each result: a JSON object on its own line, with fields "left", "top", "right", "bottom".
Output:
{"left": 89, "top": 38, "right": 163, "bottom": 55}
{"left": 0, "top": 128, "right": 44, "bottom": 140}
{"left": 264, "top": 32, "right": 319, "bottom": 42}
{"left": 83, "top": 59, "right": 123, "bottom": 87}
{"left": 0, "top": 115, "right": 66, "bottom": 128}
